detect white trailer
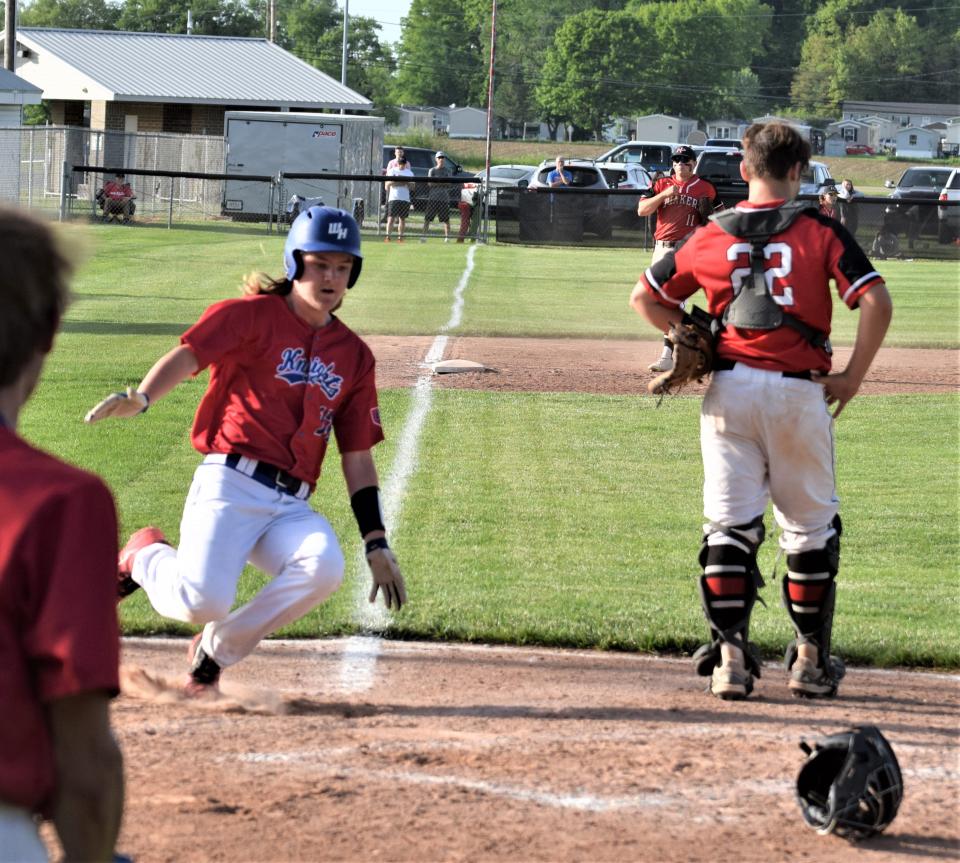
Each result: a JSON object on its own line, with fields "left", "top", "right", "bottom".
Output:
{"left": 222, "top": 111, "right": 383, "bottom": 220}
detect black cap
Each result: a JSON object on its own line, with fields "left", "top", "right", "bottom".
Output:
{"left": 672, "top": 145, "right": 696, "bottom": 161}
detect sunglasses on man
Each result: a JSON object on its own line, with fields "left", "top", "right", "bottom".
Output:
{"left": 672, "top": 156, "right": 693, "bottom": 164}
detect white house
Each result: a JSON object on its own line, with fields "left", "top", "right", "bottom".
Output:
{"left": 842, "top": 100, "right": 960, "bottom": 129}
{"left": 633, "top": 113, "right": 696, "bottom": 143}
{"left": 0, "top": 67, "right": 42, "bottom": 128}
{"left": 894, "top": 126, "right": 940, "bottom": 159}
{"left": 752, "top": 114, "right": 813, "bottom": 141}
{"left": 392, "top": 107, "right": 435, "bottom": 134}
{"left": 448, "top": 106, "right": 486, "bottom": 139}
{"left": 945, "top": 118, "right": 960, "bottom": 156}
{"left": 704, "top": 119, "right": 743, "bottom": 140}
{"left": 826, "top": 119, "right": 879, "bottom": 150}
{"left": 823, "top": 133, "right": 847, "bottom": 157}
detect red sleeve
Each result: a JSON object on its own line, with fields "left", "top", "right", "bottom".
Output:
{"left": 333, "top": 348, "right": 384, "bottom": 454}
{"left": 820, "top": 217, "right": 885, "bottom": 309}
{"left": 182, "top": 298, "right": 265, "bottom": 372}
{"left": 638, "top": 231, "right": 704, "bottom": 308}
{"left": 23, "top": 477, "right": 120, "bottom": 702}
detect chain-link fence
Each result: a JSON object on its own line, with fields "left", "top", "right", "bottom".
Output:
{"left": 494, "top": 188, "right": 960, "bottom": 260}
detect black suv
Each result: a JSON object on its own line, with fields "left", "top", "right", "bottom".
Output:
{"left": 381, "top": 145, "right": 467, "bottom": 209}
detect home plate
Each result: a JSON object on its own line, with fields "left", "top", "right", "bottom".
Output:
{"left": 432, "top": 359, "right": 488, "bottom": 374}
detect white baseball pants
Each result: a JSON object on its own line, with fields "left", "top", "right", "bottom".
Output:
{"left": 700, "top": 363, "right": 839, "bottom": 554}
{"left": 133, "top": 462, "right": 344, "bottom": 667}
{"left": 0, "top": 803, "right": 46, "bottom": 863}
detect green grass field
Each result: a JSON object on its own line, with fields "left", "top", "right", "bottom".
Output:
{"left": 21, "top": 223, "right": 960, "bottom": 667}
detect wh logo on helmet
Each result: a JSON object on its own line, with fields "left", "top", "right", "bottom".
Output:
{"left": 328, "top": 222, "right": 349, "bottom": 241}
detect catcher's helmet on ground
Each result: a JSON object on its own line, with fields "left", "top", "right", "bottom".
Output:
{"left": 284, "top": 206, "right": 363, "bottom": 287}
{"left": 796, "top": 725, "right": 903, "bottom": 841}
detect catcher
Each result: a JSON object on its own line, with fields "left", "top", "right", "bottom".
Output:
{"left": 630, "top": 121, "right": 892, "bottom": 701}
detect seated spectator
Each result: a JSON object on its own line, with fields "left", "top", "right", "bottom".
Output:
{"left": 100, "top": 172, "right": 136, "bottom": 223}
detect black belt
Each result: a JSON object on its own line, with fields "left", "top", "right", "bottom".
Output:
{"left": 224, "top": 454, "right": 309, "bottom": 497}
{"left": 713, "top": 358, "right": 813, "bottom": 380}
{"left": 655, "top": 240, "right": 677, "bottom": 247}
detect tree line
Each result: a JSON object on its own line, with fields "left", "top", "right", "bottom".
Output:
{"left": 18, "top": 0, "right": 960, "bottom": 137}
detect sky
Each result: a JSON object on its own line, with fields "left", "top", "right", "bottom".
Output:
{"left": 347, "top": 0, "right": 411, "bottom": 47}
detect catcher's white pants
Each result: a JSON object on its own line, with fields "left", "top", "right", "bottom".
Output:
{"left": 133, "top": 462, "right": 344, "bottom": 667}
{"left": 701, "top": 363, "right": 839, "bottom": 553}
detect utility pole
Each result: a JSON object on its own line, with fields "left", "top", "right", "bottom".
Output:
{"left": 481, "top": 0, "right": 497, "bottom": 242}
{"left": 340, "top": 0, "right": 349, "bottom": 115}
{"left": 267, "top": 0, "right": 276, "bottom": 43}
{"left": 4, "top": 0, "right": 16, "bottom": 72}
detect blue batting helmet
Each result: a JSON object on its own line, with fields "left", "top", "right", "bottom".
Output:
{"left": 284, "top": 206, "right": 363, "bottom": 287}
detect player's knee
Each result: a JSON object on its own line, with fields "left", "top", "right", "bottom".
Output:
{"left": 181, "top": 592, "right": 234, "bottom": 624}
{"left": 297, "top": 543, "right": 345, "bottom": 599}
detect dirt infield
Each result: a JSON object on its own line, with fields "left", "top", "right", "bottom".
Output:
{"left": 367, "top": 336, "right": 959, "bottom": 396}
{"left": 59, "top": 338, "right": 956, "bottom": 863}
{"left": 73, "top": 638, "right": 957, "bottom": 863}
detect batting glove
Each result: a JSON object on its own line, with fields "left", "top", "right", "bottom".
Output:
{"left": 366, "top": 538, "right": 407, "bottom": 610}
{"left": 85, "top": 387, "right": 149, "bottom": 423}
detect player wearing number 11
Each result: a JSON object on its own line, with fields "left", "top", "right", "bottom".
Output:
{"left": 638, "top": 144, "right": 722, "bottom": 372}
{"left": 630, "top": 122, "right": 892, "bottom": 702}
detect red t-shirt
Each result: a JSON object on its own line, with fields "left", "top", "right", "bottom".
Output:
{"left": 651, "top": 175, "right": 719, "bottom": 242}
{"left": 639, "top": 200, "right": 885, "bottom": 373}
{"left": 103, "top": 180, "right": 132, "bottom": 200}
{"left": 182, "top": 294, "right": 384, "bottom": 485}
{"left": 0, "top": 428, "right": 120, "bottom": 814}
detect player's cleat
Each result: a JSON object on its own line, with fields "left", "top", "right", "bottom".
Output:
{"left": 648, "top": 355, "right": 674, "bottom": 373}
{"left": 710, "top": 658, "right": 754, "bottom": 700}
{"left": 383, "top": 236, "right": 391, "bottom": 242}
{"left": 789, "top": 656, "right": 845, "bottom": 699}
{"left": 444, "top": 237, "right": 450, "bottom": 243}
{"left": 185, "top": 633, "right": 221, "bottom": 697}
{"left": 117, "top": 526, "right": 168, "bottom": 599}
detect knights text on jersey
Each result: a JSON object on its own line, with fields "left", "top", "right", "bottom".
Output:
{"left": 640, "top": 201, "right": 884, "bottom": 373}
{"left": 652, "top": 176, "right": 719, "bottom": 242}
{"left": 182, "top": 294, "right": 384, "bottom": 484}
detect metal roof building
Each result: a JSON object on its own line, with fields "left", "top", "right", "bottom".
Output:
{"left": 2, "top": 27, "right": 372, "bottom": 134}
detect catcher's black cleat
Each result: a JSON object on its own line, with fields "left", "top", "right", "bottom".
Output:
{"left": 789, "top": 656, "right": 845, "bottom": 699}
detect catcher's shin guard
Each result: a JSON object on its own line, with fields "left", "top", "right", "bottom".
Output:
{"left": 693, "top": 518, "right": 765, "bottom": 678}
{"left": 783, "top": 518, "right": 841, "bottom": 667}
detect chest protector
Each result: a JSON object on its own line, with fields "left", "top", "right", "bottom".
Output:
{"left": 711, "top": 201, "right": 831, "bottom": 353}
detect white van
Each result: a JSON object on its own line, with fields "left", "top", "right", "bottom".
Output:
{"left": 799, "top": 161, "right": 835, "bottom": 196}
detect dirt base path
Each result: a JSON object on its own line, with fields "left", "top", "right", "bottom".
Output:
{"left": 366, "top": 336, "right": 959, "bottom": 396}
{"left": 70, "top": 638, "right": 960, "bottom": 863}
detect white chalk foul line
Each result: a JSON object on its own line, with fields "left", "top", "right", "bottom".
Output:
{"left": 343, "top": 246, "right": 478, "bottom": 685}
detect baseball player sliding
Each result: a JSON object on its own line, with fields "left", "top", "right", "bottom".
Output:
{"left": 630, "top": 122, "right": 892, "bottom": 701}
{"left": 86, "top": 206, "right": 406, "bottom": 696}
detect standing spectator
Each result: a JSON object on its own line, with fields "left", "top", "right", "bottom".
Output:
{"left": 836, "top": 179, "right": 860, "bottom": 237}
{"left": 421, "top": 151, "right": 452, "bottom": 242}
{"left": 101, "top": 172, "right": 136, "bottom": 223}
{"left": 385, "top": 157, "right": 414, "bottom": 242}
{"left": 818, "top": 185, "right": 839, "bottom": 220}
{"left": 457, "top": 181, "right": 480, "bottom": 243}
{"left": 84, "top": 207, "right": 406, "bottom": 697}
{"left": 630, "top": 122, "right": 892, "bottom": 701}
{"left": 386, "top": 145, "right": 406, "bottom": 171}
{"left": 0, "top": 206, "right": 125, "bottom": 861}
{"left": 636, "top": 144, "right": 721, "bottom": 372}
{"left": 547, "top": 156, "right": 572, "bottom": 187}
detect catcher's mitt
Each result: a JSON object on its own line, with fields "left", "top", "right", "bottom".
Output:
{"left": 647, "top": 317, "right": 715, "bottom": 397}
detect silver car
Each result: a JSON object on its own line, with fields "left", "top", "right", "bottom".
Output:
{"left": 597, "top": 162, "right": 654, "bottom": 226}
{"left": 461, "top": 164, "right": 536, "bottom": 211}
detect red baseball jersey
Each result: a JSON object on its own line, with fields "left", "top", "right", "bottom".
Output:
{"left": 0, "top": 428, "right": 120, "bottom": 814}
{"left": 651, "top": 175, "right": 719, "bottom": 242}
{"left": 103, "top": 179, "right": 132, "bottom": 200}
{"left": 182, "top": 294, "right": 384, "bottom": 485}
{"left": 640, "top": 200, "right": 885, "bottom": 373}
